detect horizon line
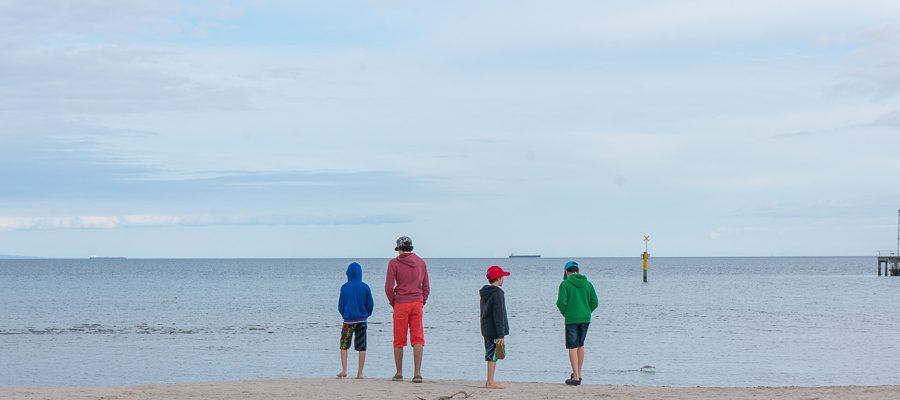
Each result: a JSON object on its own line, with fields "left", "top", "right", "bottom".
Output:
{"left": 0, "top": 255, "right": 879, "bottom": 260}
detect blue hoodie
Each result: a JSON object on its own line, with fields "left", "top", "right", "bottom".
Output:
{"left": 338, "top": 262, "right": 375, "bottom": 323}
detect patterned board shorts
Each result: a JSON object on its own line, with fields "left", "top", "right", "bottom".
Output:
{"left": 484, "top": 337, "right": 501, "bottom": 362}
{"left": 340, "top": 322, "right": 367, "bottom": 351}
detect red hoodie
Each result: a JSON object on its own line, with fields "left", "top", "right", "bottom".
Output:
{"left": 384, "top": 252, "right": 430, "bottom": 306}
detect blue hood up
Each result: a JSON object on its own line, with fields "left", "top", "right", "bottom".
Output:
{"left": 346, "top": 262, "right": 362, "bottom": 282}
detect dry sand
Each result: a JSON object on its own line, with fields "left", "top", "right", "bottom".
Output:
{"left": 2, "top": 378, "right": 899, "bottom": 400}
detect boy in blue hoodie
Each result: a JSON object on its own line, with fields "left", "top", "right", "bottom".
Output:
{"left": 337, "top": 262, "right": 375, "bottom": 379}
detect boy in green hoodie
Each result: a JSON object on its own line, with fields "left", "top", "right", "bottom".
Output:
{"left": 556, "top": 260, "right": 598, "bottom": 386}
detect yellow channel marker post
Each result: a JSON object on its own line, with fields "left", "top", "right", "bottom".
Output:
{"left": 642, "top": 235, "right": 650, "bottom": 283}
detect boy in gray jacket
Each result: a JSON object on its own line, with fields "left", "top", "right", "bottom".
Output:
{"left": 479, "top": 265, "right": 510, "bottom": 389}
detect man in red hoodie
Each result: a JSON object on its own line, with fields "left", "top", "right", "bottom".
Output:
{"left": 385, "top": 236, "right": 430, "bottom": 383}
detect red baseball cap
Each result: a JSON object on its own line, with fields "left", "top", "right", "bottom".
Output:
{"left": 486, "top": 265, "right": 510, "bottom": 280}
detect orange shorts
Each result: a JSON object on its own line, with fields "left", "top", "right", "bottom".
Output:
{"left": 393, "top": 301, "right": 425, "bottom": 348}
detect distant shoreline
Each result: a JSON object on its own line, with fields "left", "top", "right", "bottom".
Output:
{"left": 1, "top": 378, "right": 897, "bottom": 400}
{"left": 0, "top": 255, "right": 44, "bottom": 260}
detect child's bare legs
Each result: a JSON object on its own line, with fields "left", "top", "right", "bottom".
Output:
{"left": 485, "top": 361, "right": 504, "bottom": 389}
{"left": 337, "top": 349, "right": 348, "bottom": 378}
{"left": 568, "top": 348, "right": 581, "bottom": 380}
{"left": 356, "top": 351, "right": 366, "bottom": 379}
{"left": 577, "top": 347, "right": 585, "bottom": 379}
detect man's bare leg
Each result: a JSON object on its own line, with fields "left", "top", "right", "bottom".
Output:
{"left": 393, "top": 347, "right": 403, "bottom": 379}
{"left": 412, "top": 344, "right": 424, "bottom": 379}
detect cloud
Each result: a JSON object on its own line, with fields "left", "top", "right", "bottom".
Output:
{"left": 0, "top": 45, "right": 248, "bottom": 114}
{"left": 0, "top": 124, "right": 161, "bottom": 200}
{"left": 0, "top": 124, "right": 441, "bottom": 204}
{"left": 564, "top": 131, "right": 684, "bottom": 167}
{"left": 0, "top": 213, "right": 413, "bottom": 232}
{"left": 708, "top": 226, "right": 778, "bottom": 240}
{"left": 835, "top": 24, "right": 900, "bottom": 99}
{"left": 736, "top": 200, "right": 894, "bottom": 220}
{"left": 769, "top": 107, "right": 900, "bottom": 138}
{"left": 2, "top": 1, "right": 900, "bottom": 258}
{"left": 0, "top": 1, "right": 176, "bottom": 43}
{"left": 0, "top": 215, "right": 122, "bottom": 231}
{"left": 0, "top": 2, "right": 255, "bottom": 116}
{"left": 868, "top": 109, "right": 900, "bottom": 127}
{"left": 430, "top": 0, "right": 900, "bottom": 51}
{"left": 772, "top": 131, "right": 814, "bottom": 138}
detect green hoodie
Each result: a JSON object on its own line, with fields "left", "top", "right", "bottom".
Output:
{"left": 556, "top": 274, "right": 599, "bottom": 324}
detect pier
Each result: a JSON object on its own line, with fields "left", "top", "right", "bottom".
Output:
{"left": 877, "top": 251, "right": 900, "bottom": 276}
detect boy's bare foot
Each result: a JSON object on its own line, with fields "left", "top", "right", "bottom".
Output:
{"left": 336, "top": 372, "right": 347, "bottom": 378}
{"left": 485, "top": 382, "right": 505, "bottom": 389}
{"left": 355, "top": 375, "right": 364, "bottom": 379}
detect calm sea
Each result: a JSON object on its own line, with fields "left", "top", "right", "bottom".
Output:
{"left": 1, "top": 257, "right": 897, "bottom": 387}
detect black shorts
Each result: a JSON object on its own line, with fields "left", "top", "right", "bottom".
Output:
{"left": 564, "top": 323, "right": 589, "bottom": 349}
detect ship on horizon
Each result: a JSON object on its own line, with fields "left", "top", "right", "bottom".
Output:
{"left": 509, "top": 253, "right": 541, "bottom": 258}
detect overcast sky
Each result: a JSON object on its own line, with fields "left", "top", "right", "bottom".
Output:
{"left": 1, "top": 0, "right": 899, "bottom": 258}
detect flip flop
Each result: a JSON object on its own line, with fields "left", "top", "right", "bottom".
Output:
{"left": 391, "top": 374, "right": 403, "bottom": 382}
{"left": 412, "top": 376, "right": 423, "bottom": 383}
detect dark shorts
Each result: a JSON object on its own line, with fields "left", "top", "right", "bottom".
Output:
{"left": 340, "top": 322, "right": 367, "bottom": 351}
{"left": 564, "top": 323, "right": 589, "bottom": 349}
{"left": 484, "top": 337, "right": 499, "bottom": 362}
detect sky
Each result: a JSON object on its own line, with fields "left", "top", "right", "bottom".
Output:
{"left": 1, "top": 0, "right": 899, "bottom": 258}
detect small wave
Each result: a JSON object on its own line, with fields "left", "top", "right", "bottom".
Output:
{"left": 0, "top": 323, "right": 276, "bottom": 335}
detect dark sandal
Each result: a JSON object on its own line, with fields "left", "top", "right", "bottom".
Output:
{"left": 412, "top": 376, "right": 423, "bottom": 383}
{"left": 392, "top": 374, "right": 403, "bottom": 382}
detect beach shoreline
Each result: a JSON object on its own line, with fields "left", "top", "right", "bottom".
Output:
{"left": 2, "top": 378, "right": 898, "bottom": 400}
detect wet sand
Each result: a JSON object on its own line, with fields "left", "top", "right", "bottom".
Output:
{"left": 2, "top": 378, "right": 899, "bottom": 400}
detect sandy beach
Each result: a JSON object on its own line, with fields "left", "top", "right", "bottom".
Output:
{"left": 2, "top": 378, "right": 898, "bottom": 400}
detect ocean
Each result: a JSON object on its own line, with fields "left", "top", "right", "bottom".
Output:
{"left": 1, "top": 256, "right": 897, "bottom": 387}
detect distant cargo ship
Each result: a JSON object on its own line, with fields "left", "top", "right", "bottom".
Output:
{"left": 509, "top": 253, "right": 540, "bottom": 258}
